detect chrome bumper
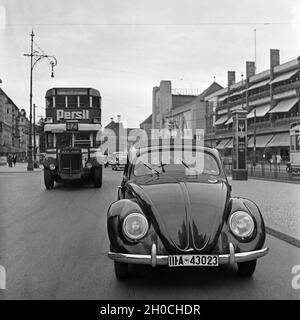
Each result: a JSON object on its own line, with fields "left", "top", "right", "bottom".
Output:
{"left": 108, "top": 243, "right": 269, "bottom": 267}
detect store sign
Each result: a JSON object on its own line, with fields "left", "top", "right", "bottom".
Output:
{"left": 56, "top": 109, "right": 89, "bottom": 121}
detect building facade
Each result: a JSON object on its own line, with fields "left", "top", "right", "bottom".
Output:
{"left": 204, "top": 49, "right": 300, "bottom": 162}
{"left": 0, "top": 88, "right": 29, "bottom": 158}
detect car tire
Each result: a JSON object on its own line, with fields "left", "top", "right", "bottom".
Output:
{"left": 237, "top": 260, "right": 257, "bottom": 277}
{"left": 114, "top": 261, "right": 129, "bottom": 280}
{"left": 93, "top": 166, "right": 103, "bottom": 188}
{"left": 44, "top": 169, "right": 54, "bottom": 190}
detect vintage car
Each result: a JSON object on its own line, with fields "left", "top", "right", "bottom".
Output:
{"left": 107, "top": 139, "right": 269, "bottom": 280}
{"left": 111, "top": 152, "right": 128, "bottom": 171}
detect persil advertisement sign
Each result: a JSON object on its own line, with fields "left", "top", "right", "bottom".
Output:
{"left": 56, "top": 109, "right": 90, "bottom": 121}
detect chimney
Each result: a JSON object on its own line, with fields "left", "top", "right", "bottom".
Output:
{"left": 117, "top": 115, "right": 121, "bottom": 122}
{"left": 227, "top": 71, "right": 235, "bottom": 86}
{"left": 110, "top": 117, "right": 114, "bottom": 122}
{"left": 246, "top": 61, "right": 255, "bottom": 78}
{"left": 270, "top": 49, "right": 280, "bottom": 69}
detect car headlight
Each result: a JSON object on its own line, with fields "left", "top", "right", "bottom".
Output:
{"left": 229, "top": 211, "right": 255, "bottom": 238}
{"left": 86, "top": 162, "right": 92, "bottom": 169}
{"left": 49, "top": 163, "right": 56, "bottom": 171}
{"left": 123, "top": 213, "right": 148, "bottom": 240}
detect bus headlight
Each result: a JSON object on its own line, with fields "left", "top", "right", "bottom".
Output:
{"left": 229, "top": 211, "right": 255, "bottom": 238}
{"left": 49, "top": 163, "right": 56, "bottom": 171}
{"left": 123, "top": 213, "right": 148, "bottom": 240}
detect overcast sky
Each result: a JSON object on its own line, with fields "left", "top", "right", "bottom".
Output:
{"left": 1, "top": 0, "right": 300, "bottom": 127}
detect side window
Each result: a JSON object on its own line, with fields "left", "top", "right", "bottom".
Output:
{"left": 296, "top": 135, "right": 300, "bottom": 151}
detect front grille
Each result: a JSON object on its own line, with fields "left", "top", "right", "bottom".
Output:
{"left": 59, "top": 152, "right": 82, "bottom": 174}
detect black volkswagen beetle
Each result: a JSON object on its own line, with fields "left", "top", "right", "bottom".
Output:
{"left": 107, "top": 139, "right": 269, "bottom": 280}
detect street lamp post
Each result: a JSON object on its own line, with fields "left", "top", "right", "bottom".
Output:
{"left": 24, "top": 30, "right": 57, "bottom": 171}
{"left": 33, "top": 103, "right": 36, "bottom": 163}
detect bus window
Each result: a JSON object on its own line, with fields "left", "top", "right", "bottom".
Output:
{"left": 56, "top": 132, "right": 72, "bottom": 148}
{"left": 296, "top": 135, "right": 300, "bottom": 151}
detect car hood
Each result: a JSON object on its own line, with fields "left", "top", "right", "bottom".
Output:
{"left": 129, "top": 176, "right": 229, "bottom": 253}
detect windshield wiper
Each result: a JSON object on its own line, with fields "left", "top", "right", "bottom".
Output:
{"left": 140, "top": 162, "right": 160, "bottom": 175}
{"left": 180, "top": 159, "right": 190, "bottom": 169}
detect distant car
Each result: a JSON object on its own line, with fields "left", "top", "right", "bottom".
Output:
{"left": 111, "top": 152, "right": 128, "bottom": 171}
{"left": 107, "top": 139, "right": 269, "bottom": 280}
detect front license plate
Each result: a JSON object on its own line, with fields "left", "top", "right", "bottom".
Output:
{"left": 168, "top": 255, "right": 219, "bottom": 267}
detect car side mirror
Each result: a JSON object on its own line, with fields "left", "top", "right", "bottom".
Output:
{"left": 229, "top": 184, "right": 232, "bottom": 192}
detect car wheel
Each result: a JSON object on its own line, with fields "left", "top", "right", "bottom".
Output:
{"left": 93, "top": 166, "right": 103, "bottom": 188}
{"left": 44, "top": 169, "right": 54, "bottom": 190}
{"left": 237, "top": 260, "right": 257, "bottom": 277}
{"left": 114, "top": 261, "right": 129, "bottom": 280}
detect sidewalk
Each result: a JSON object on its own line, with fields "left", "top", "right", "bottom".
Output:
{"left": 0, "top": 162, "right": 43, "bottom": 173}
{"left": 229, "top": 177, "right": 300, "bottom": 245}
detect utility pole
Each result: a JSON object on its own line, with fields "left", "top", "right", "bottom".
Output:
{"left": 27, "top": 29, "right": 34, "bottom": 171}
{"left": 254, "top": 29, "right": 257, "bottom": 73}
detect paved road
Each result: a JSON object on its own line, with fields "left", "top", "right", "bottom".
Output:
{"left": 0, "top": 169, "right": 299, "bottom": 299}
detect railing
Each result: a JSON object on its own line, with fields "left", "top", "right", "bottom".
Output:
{"left": 273, "top": 81, "right": 300, "bottom": 94}
{"left": 223, "top": 159, "right": 298, "bottom": 181}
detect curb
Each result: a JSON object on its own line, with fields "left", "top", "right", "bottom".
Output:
{"left": 266, "top": 226, "right": 300, "bottom": 248}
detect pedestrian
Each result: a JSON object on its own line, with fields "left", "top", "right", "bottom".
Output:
{"left": 7, "top": 154, "right": 12, "bottom": 167}
{"left": 271, "top": 153, "right": 276, "bottom": 164}
{"left": 12, "top": 154, "right": 17, "bottom": 167}
{"left": 276, "top": 153, "right": 282, "bottom": 165}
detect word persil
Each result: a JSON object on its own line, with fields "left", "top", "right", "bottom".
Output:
{"left": 56, "top": 109, "right": 89, "bottom": 121}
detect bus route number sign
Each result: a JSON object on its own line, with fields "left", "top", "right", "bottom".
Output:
{"left": 66, "top": 121, "right": 79, "bottom": 131}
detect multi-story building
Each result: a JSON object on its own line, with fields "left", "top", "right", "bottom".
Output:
{"left": 17, "top": 109, "right": 30, "bottom": 158}
{"left": 139, "top": 114, "right": 152, "bottom": 137}
{"left": 205, "top": 49, "right": 300, "bottom": 162}
{"left": 141, "top": 80, "right": 223, "bottom": 139}
{"left": 0, "top": 88, "right": 29, "bottom": 158}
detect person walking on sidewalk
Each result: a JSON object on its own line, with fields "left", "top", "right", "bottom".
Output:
{"left": 12, "top": 154, "right": 17, "bottom": 167}
{"left": 7, "top": 154, "right": 12, "bottom": 167}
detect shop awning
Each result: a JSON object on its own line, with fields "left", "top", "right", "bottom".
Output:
{"left": 216, "top": 139, "right": 231, "bottom": 149}
{"left": 269, "top": 97, "right": 299, "bottom": 113}
{"left": 214, "top": 115, "right": 228, "bottom": 125}
{"left": 248, "top": 79, "right": 270, "bottom": 90}
{"left": 247, "top": 104, "right": 271, "bottom": 119}
{"left": 218, "top": 95, "right": 228, "bottom": 102}
{"left": 226, "top": 139, "right": 233, "bottom": 148}
{"left": 225, "top": 117, "right": 233, "bottom": 125}
{"left": 217, "top": 108, "right": 228, "bottom": 115}
{"left": 230, "top": 104, "right": 243, "bottom": 112}
{"left": 266, "top": 132, "right": 289, "bottom": 147}
{"left": 269, "top": 69, "right": 299, "bottom": 84}
{"left": 248, "top": 134, "right": 274, "bottom": 148}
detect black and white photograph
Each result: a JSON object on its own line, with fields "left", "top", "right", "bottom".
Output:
{"left": 0, "top": 0, "right": 300, "bottom": 309}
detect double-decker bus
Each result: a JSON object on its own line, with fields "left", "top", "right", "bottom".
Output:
{"left": 43, "top": 87, "right": 103, "bottom": 189}
{"left": 287, "top": 121, "right": 300, "bottom": 177}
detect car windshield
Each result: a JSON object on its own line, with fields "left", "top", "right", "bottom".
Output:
{"left": 132, "top": 148, "right": 220, "bottom": 177}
